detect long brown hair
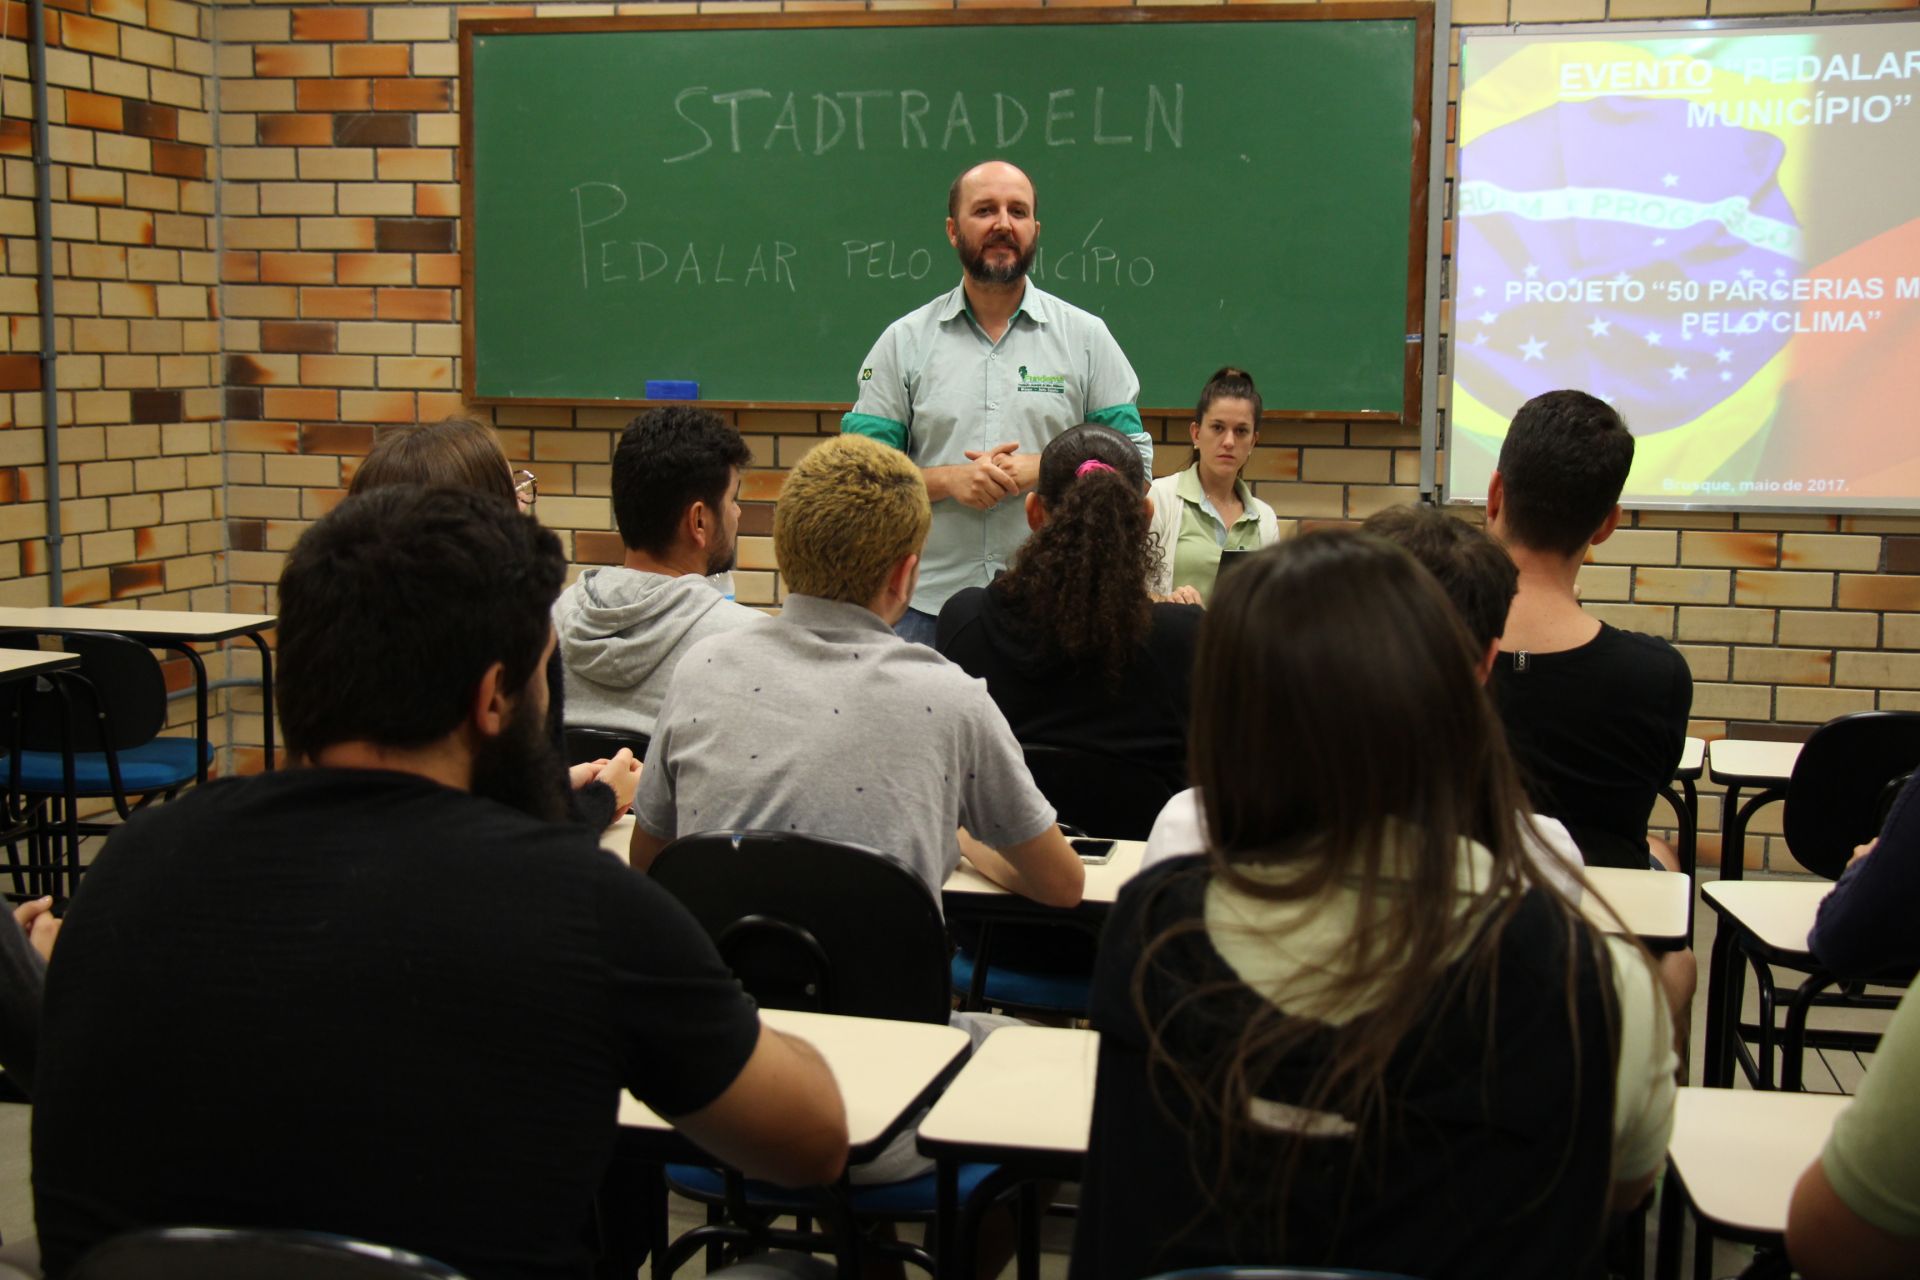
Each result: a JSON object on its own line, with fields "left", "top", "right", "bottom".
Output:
{"left": 1136, "top": 529, "right": 1620, "bottom": 1249}
{"left": 992, "top": 423, "right": 1159, "bottom": 685}
{"left": 350, "top": 417, "right": 516, "bottom": 505}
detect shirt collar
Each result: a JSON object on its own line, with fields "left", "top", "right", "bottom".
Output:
{"left": 776, "top": 593, "right": 899, "bottom": 640}
{"left": 1177, "top": 463, "right": 1258, "bottom": 523}
{"left": 936, "top": 278, "right": 1047, "bottom": 329}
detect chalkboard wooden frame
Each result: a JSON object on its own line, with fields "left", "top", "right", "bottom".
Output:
{"left": 459, "top": 4, "right": 1434, "bottom": 421}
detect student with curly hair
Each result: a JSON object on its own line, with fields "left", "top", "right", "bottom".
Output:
{"left": 937, "top": 423, "right": 1201, "bottom": 797}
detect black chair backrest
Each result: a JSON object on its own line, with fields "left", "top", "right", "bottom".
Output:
{"left": 1021, "top": 743, "right": 1175, "bottom": 841}
{"left": 1784, "top": 711, "right": 1920, "bottom": 880}
{"left": 14, "top": 632, "right": 166, "bottom": 754}
{"left": 649, "top": 831, "right": 953, "bottom": 1024}
{"left": 562, "top": 724, "right": 650, "bottom": 767}
{"left": 70, "top": 1227, "right": 468, "bottom": 1280}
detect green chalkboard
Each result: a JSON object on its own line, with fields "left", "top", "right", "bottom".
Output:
{"left": 461, "top": 6, "right": 1432, "bottom": 417}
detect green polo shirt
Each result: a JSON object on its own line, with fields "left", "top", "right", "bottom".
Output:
{"left": 1170, "top": 464, "right": 1263, "bottom": 605}
{"left": 1821, "top": 982, "right": 1920, "bottom": 1236}
{"left": 841, "top": 279, "right": 1147, "bottom": 615}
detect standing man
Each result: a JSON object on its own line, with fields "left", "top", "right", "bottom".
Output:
{"left": 842, "top": 160, "right": 1151, "bottom": 643}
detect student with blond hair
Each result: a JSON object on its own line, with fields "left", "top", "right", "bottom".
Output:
{"left": 630, "top": 435, "right": 1083, "bottom": 1188}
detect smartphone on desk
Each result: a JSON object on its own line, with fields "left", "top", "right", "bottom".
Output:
{"left": 1071, "top": 838, "right": 1116, "bottom": 865}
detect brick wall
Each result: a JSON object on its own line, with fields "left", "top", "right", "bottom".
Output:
{"left": 1, "top": 0, "right": 226, "bottom": 754}
{"left": 7, "top": 0, "right": 1920, "bottom": 860}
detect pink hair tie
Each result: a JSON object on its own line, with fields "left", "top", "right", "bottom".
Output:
{"left": 1075, "top": 459, "right": 1117, "bottom": 479}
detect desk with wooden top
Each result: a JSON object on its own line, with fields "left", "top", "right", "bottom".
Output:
{"left": 1700, "top": 876, "right": 1908, "bottom": 1098}
{"left": 0, "top": 607, "right": 280, "bottom": 778}
{"left": 918, "top": 1025, "right": 1097, "bottom": 1278}
{"left": 1699, "top": 878, "right": 1838, "bottom": 1090}
{"left": 1584, "top": 866, "right": 1691, "bottom": 949}
{"left": 943, "top": 841, "right": 1689, "bottom": 946}
{"left": 617, "top": 1007, "right": 969, "bottom": 1165}
{"left": 1655, "top": 1086, "right": 1848, "bottom": 1280}
{"left": 1706, "top": 739, "right": 1802, "bottom": 882}
{"left": 941, "top": 840, "right": 1146, "bottom": 919}
{"left": 615, "top": 1007, "right": 969, "bottom": 1277}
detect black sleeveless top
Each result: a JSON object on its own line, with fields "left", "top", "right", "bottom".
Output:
{"left": 1071, "top": 855, "right": 1619, "bottom": 1280}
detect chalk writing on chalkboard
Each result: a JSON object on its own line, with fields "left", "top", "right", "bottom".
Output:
{"left": 464, "top": 11, "right": 1431, "bottom": 413}
{"left": 661, "top": 85, "right": 1186, "bottom": 164}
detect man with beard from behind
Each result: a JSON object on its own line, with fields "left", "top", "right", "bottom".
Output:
{"left": 554, "top": 405, "right": 766, "bottom": 741}
{"left": 30, "top": 486, "right": 849, "bottom": 1280}
{"left": 842, "top": 160, "right": 1150, "bottom": 644}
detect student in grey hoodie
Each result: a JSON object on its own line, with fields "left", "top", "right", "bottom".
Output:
{"left": 554, "top": 407, "right": 767, "bottom": 742}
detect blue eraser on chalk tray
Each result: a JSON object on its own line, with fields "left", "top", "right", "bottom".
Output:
{"left": 645, "top": 380, "right": 700, "bottom": 400}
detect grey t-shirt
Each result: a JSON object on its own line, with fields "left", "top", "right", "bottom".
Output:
{"left": 632, "top": 594, "right": 1057, "bottom": 901}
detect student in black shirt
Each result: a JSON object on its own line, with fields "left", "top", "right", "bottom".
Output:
{"left": 1483, "top": 390, "right": 1693, "bottom": 871}
{"left": 31, "top": 487, "right": 847, "bottom": 1279}
{"left": 1073, "top": 532, "right": 1677, "bottom": 1280}
{"left": 936, "top": 422, "right": 1201, "bottom": 799}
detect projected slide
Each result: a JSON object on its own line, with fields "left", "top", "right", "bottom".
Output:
{"left": 1448, "top": 20, "right": 1920, "bottom": 509}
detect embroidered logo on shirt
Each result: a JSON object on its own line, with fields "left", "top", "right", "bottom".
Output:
{"left": 860, "top": 367, "right": 874, "bottom": 381}
{"left": 1016, "top": 365, "right": 1067, "bottom": 395}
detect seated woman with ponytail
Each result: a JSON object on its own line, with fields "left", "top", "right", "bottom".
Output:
{"left": 936, "top": 423, "right": 1201, "bottom": 798}
{"left": 1071, "top": 530, "right": 1678, "bottom": 1280}
{"left": 1147, "top": 366, "right": 1281, "bottom": 606}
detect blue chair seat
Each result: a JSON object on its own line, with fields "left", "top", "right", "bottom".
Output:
{"left": 10, "top": 737, "right": 211, "bottom": 795}
{"left": 951, "top": 949, "right": 1090, "bottom": 1016}
{"left": 665, "top": 1160, "right": 997, "bottom": 1217}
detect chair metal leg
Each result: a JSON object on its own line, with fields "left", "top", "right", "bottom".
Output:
{"left": 245, "top": 629, "right": 277, "bottom": 770}
{"left": 703, "top": 1203, "right": 724, "bottom": 1275}
{"left": 1692, "top": 1207, "right": 1716, "bottom": 1280}
{"left": 1782, "top": 973, "right": 1842, "bottom": 1092}
{"left": 1719, "top": 783, "right": 1745, "bottom": 882}
{"left": 1654, "top": 1163, "right": 1686, "bottom": 1280}
{"left": 1017, "top": 1182, "right": 1041, "bottom": 1280}
{"left": 1704, "top": 916, "right": 1740, "bottom": 1087}
{"left": 964, "top": 923, "right": 996, "bottom": 1012}
{"left": 934, "top": 1161, "right": 959, "bottom": 1280}
{"left": 1752, "top": 958, "right": 1779, "bottom": 1090}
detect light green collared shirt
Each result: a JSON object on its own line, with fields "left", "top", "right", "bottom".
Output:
{"left": 1822, "top": 983, "right": 1920, "bottom": 1236}
{"left": 841, "top": 278, "right": 1148, "bottom": 615}
{"left": 1171, "top": 463, "right": 1263, "bottom": 604}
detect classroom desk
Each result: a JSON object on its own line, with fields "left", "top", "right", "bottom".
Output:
{"left": 617, "top": 1007, "right": 969, "bottom": 1163}
{"left": 941, "top": 840, "right": 1146, "bottom": 917}
{"left": 615, "top": 1007, "right": 968, "bottom": 1277}
{"left": 944, "top": 844, "right": 1688, "bottom": 946}
{"left": 1584, "top": 867, "right": 1691, "bottom": 949}
{"left": 0, "top": 650, "right": 79, "bottom": 681}
{"left": 1653, "top": 1087, "right": 1848, "bottom": 1280}
{"left": 1696, "top": 879, "right": 1886, "bottom": 1092}
{"left": 0, "top": 607, "right": 280, "bottom": 780}
{"left": 0, "top": 650, "right": 82, "bottom": 899}
{"left": 1706, "top": 739, "right": 1802, "bottom": 883}
{"left": 918, "top": 1026, "right": 1097, "bottom": 1279}
{"left": 600, "top": 813, "right": 635, "bottom": 862}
